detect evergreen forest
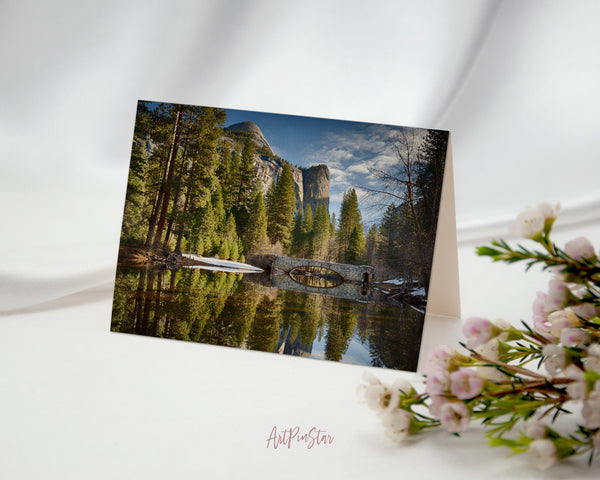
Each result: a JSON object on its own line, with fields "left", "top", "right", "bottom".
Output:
{"left": 121, "top": 101, "right": 448, "bottom": 289}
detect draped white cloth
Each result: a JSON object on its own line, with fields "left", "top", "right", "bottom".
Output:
{"left": 2, "top": 1, "right": 600, "bottom": 478}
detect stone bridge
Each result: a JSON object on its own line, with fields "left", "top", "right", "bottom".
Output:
{"left": 270, "top": 272, "right": 379, "bottom": 303}
{"left": 270, "top": 256, "right": 377, "bottom": 303}
{"left": 271, "top": 256, "right": 375, "bottom": 283}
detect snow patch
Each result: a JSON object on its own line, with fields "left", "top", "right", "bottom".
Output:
{"left": 380, "top": 278, "right": 404, "bottom": 286}
{"left": 411, "top": 287, "right": 426, "bottom": 297}
{"left": 182, "top": 254, "right": 264, "bottom": 273}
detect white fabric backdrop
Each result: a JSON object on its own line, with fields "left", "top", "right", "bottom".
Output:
{"left": 2, "top": 1, "right": 600, "bottom": 478}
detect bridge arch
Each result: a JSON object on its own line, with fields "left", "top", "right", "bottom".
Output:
{"left": 272, "top": 256, "right": 375, "bottom": 283}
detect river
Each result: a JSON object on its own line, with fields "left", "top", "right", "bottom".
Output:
{"left": 110, "top": 266, "right": 424, "bottom": 371}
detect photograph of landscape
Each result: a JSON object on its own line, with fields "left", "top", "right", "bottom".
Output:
{"left": 110, "top": 101, "right": 449, "bottom": 371}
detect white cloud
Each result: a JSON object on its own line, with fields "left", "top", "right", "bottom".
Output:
{"left": 347, "top": 162, "right": 371, "bottom": 174}
{"left": 328, "top": 191, "right": 346, "bottom": 203}
{"left": 329, "top": 166, "right": 350, "bottom": 184}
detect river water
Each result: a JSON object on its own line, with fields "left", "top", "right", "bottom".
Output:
{"left": 110, "top": 266, "right": 424, "bottom": 371}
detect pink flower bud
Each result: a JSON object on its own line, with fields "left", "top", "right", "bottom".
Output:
{"left": 425, "top": 344, "right": 454, "bottom": 370}
{"left": 542, "top": 344, "right": 567, "bottom": 376}
{"left": 529, "top": 439, "right": 557, "bottom": 470}
{"left": 428, "top": 395, "right": 448, "bottom": 420}
{"left": 548, "top": 309, "right": 580, "bottom": 337}
{"left": 564, "top": 237, "right": 596, "bottom": 261}
{"left": 381, "top": 409, "right": 412, "bottom": 442}
{"left": 462, "top": 317, "right": 494, "bottom": 349}
{"left": 449, "top": 367, "right": 485, "bottom": 400}
{"left": 560, "top": 327, "right": 589, "bottom": 347}
{"left": 582, "top": 392, "right": 600, "bottom": 429}
{"left": 524, "top": 418, "right": 547, "bottom": 439}
{"left": 425, "top": 367, "right": 450, "bottom": 396}
{"left": 544, "top": 279, "right": 569, "bottom": 314}
{"left": 439, "top": 401, "right": 471, "bottom": 433}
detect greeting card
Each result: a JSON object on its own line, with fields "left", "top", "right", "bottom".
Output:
{"left": 110, "top": 101, "right": 459, "bottom": 372}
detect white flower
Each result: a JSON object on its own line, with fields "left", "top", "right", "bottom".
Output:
{"left": 509, "top": 206, "right": 545, "bottom": 239}
{"left": 567, "top": 380, "right": 588, "bottom": 400}
{"left": 357, "top": 372, "right": 382, "bottom": 404}
{"left": 450, "top": 367, "right": 485, "bottom": 400}
{"left": 582, "top": 391, "right": 600, "bottom": 429}
{"left": 529, "top": 439, "right": 557, "bottom": 470}
{"left": 381, "top": 409, "right": 412, "bottom": 443}
{"left": 569, "top": 303, "right": 597, "bottom": 320}
{"left": 362, "top": 371, "right": 381, "bottom": 386}
{"left": 391, "top": 378, "right": 412, "bottom": 395}
{"left": 536, "top": 202, "right": 560, "bottom": 222}
{"left": 425, "top": 344, "right": 455, "bottom": 371}
{"left": 542, "top": 344, "right": 567, "bottom": 376}
{"left": 428, "top": 395, "right": 448, "bottom": 420}
{"left": 493, "top": 318, "right": 511, "bottom": 330}
{"left": 475, "top": 336, "right": 509, "bottom": 382}
{"left": 439, "top": 401, "right": 471, "bottom": 433}
{"left": 593, "top": 431, "right": 600, "bottom": 452}
{"left": 588, "top": 344, "right": 600, "bottom": 357}
{"left": 524, "top": 418, "right": 547, "bottom": 439}
{"left": 425, "top": 367, "right": 450, "bottom": 396}
{"left": 548, "top": 309, "right": 580, "bottom": 337}
{"left": 462, "top": 317, "right": 495, "bottom": 349}
{"left": 564, "top": 237, "right": 596, "bottom": 261}
{"left": 565, "top": 365, "right": 587, "bottom": 400}
{"left": 357, "top": 372, "right": 399, "bottom": 414}
{"left": 544, "top": 281, "right": 570, "bottom": 315}
{"left": 584, "top": 344, "right": 600, "bottom": 373}
{"left": 559, "top": 327, "right": 589, "bottom": 347}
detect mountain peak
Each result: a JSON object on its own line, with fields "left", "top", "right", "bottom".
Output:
{"left": 225, "top": 121, "right": 274, "bottom": 156}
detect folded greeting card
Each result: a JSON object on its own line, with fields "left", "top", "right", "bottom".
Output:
{"left": 110, "top": 101, "right": 459, "bottom": 372}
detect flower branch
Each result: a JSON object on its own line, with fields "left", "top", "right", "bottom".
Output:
{"left": 358, "top": 202, "right": 600, "bottom": 470}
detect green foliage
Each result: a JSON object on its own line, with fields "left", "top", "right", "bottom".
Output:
{"left": 346, "top": 225, "right": 365, "bottom": 263}
{"left": 266, "top": 163, "right": 296, "bottom": 248}
{"left": 245, "top": 186, "right": 268, "bottom": 252}
{"left": 311, "top": 204, "right": 331, "bottom": 259}
{"left": 336, "top": 188, "right": 365, "bottom": 263}
{"left": 121, "top": 139, "right": 149, "bottom": 244}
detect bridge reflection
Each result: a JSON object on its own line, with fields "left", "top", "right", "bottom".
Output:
{"left": 271, "top": 273, "right": 379, "bottom": 303}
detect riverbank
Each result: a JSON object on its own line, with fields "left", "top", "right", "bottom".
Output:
{"left": 117, "top": 245, "right": 264, "bottom": 272}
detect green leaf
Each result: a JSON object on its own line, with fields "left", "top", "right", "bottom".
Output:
{"left": 477, "top": 246, "right": 504, "bottom": 257}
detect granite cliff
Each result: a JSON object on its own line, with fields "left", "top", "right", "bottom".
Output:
{"left": 224, "top": 121, "right": 330, "bottom": 213}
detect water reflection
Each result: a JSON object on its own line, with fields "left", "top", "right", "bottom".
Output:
{"left": 111, "top": 266, "right": 424, "bottom": 371}
{"left": 289, "top": 266, "right": 344, "bottom": 288}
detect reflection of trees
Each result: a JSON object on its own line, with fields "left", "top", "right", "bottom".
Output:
{"left": 246, "top": 294, "right": 284, "bottom": 352}
{"left": 324, "top": 300, "right": 357, "bottom": 362}
{"left": 277, "top": 291, "right": 325, "bottom": 356}
{"left": 200, "top": 280, "right": 259, "bottom": 347}
{"left": 111, "top": 267, "right": 241, "bottom": 342}
{"left": 365, "top": 304, "right": 424, "bottom": 371}
{"left": 111, "top": 267, "right": 425, "bottom": 371}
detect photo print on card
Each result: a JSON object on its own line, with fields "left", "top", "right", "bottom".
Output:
{"left": 110, "top": 101, "right": 452, "bottom": 371}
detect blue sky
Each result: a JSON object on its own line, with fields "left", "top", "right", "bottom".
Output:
{"left": 224, "top": 107, "right": 432, "bottom": 224}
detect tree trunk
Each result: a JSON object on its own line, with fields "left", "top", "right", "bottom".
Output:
{"left": 163, "top": 137, "right": 189, "bottom": 249}
{"left": 152, "top": 106, "right": 183, "bottom": 250}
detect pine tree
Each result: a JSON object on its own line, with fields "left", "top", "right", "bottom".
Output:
{"left": 290, "top": 209, "right": 303, "bottom": 256}
{"left": 346, "top": 225, "right": 365, "bottom": 263}
{"left": 121, "top": 139, "right": 149, "bottom": 244}
{"left": 336, "top": 188, "right": 364, "bottom": 262}
{"left": 302, "top": 204, "right": 313, "bottom": 257}
{"left": 266, "top": 163, "right": 296, "bottom": 248}
{"left": 232, "top": 136, "right": 256, "bottom": 237}
{"left": 311, "top": 204, "right": 330, "bottom": 260}
{"left": 245, "top": 187, "right": 268, "bottom": 252}
{"left": 365, "top": 223, "right": 379, "bottom": 265}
